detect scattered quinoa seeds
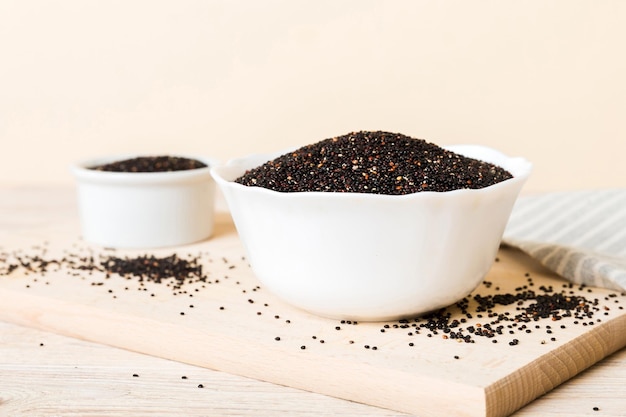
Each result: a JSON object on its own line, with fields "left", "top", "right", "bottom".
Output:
{"left": 1, "top": 247, "right": 211, "bottom": 296}
{"left": 1, "top": 243, "right": 625, "bottom": 356}
{"left": 364, "top": 276, "right": 621, "bottom": 347}
{"left": 90, "top": 156, "right": 207, "bottom": 173}
{"left": 235, "top": 131, "right": 513, "bottom": 195}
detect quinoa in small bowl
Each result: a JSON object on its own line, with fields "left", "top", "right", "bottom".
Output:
{"left": 72, "top": 155, "right": 217, "bottom": 249}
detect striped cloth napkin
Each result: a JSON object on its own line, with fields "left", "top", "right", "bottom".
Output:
{"left": 502, "top": 188, "right": 626, "bottom": 291}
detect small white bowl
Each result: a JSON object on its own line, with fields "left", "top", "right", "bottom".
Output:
{"left": 212, "top": 145, "right": 532, "bottom": 321}
{"left": 71, "top": 154, "right": 217, "bottom": 248}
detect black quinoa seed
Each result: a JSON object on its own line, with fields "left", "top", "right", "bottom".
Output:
{"left": 235, "top": 131, "right": 513, "bottom": 195}
{"left": 90, "top": 156, "right": 207, "bottom": 172}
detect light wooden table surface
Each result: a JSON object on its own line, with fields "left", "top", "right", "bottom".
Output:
{"left": 1, "top": 186, "right": 625, "bottom": 417}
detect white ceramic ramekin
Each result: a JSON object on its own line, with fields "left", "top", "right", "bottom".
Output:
{"left": 212, "top": 145, "right": 532, "bottom": 321}
{"left": 71, "top": 155, "right": 217, "bottom": 248}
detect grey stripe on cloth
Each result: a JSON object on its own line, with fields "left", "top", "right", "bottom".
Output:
{"left": 502, "top": 189, "right": 626, "bottom": 291}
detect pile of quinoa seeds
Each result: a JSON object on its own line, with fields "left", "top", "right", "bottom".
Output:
{"left": 0, "top": 244, "right": 212, "bottom": 296}
{"left": 235, "top": 131, "right": 513, "bottom": 194}
{"left": 90, "top": 156, "right": 207, "bottom": 172}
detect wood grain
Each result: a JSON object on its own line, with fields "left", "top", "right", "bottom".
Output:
{"left": 1, "top": 186, "right": 625, "bottom": 417}
{"left": 0, "top": 320, "right": 405, "bottom": 417}
{"left": 2, "top": 319, "right": 626, "bottom": 417}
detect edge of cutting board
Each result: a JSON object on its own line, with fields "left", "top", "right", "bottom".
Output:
{"left": 2, "top": 278, "right": 625, "bottom": 417}
{"left": 0, "top": 287, "right": 487, "bottom": 416}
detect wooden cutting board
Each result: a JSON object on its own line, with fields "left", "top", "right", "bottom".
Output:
{"left": 1, "top": 204, "right": 625, "bottom": 417}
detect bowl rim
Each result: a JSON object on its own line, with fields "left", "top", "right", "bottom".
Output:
{"left": 71, "top": 154, "right": 219, "bottom": 185}
{"left": 210, "top": 144, "right": 532, "bottom": 200}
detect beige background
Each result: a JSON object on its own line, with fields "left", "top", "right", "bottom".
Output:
{"left": 1, "top": 0, "right": 624, "bottom": 193}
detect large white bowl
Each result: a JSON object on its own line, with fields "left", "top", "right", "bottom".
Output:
{"left": 212, "top": 145, "right": 532, "bottom": 321}
{"left": 72, "top": 154, "right": 217, "bottom": 248}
